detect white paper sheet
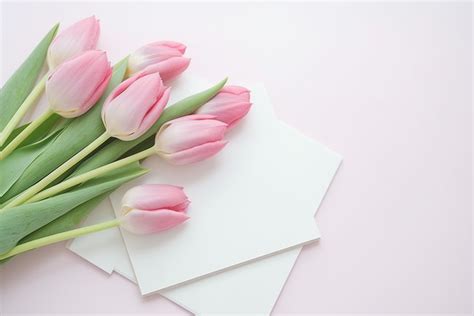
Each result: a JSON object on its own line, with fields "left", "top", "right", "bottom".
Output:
{"left": 109, "top": 84, "right": 331, "bottom": 294}
{"left": 69, "top": 80, "right": 342, "bottom": 313}
{"left": 71, "top": 203, "right": 305, "bottom": 314}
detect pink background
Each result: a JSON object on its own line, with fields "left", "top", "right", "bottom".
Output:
{"left": 0, "top": 2, "right": 472, "bottom": 314}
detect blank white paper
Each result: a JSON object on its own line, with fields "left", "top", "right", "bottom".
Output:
{"left": 69, "top": 80, "right": 342, "bottom": 312}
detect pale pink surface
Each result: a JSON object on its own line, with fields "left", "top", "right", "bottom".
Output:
{"left": 47, "top": 16, "right": 100, "bottom": 69}
{"left": 0, "top": 2, "right": 471, "bottom": 315}
{"left": 46, "top": 50, "right": 112, "bottom": 118}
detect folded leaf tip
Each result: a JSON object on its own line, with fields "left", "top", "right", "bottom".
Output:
{"left": 49, "top": 22, "right": 60, "bottom": 39}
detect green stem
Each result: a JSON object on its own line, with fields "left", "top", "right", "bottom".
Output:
{"left": 0, "top": 74, "right": 48, "bottom": 147}
{"left": 0, "top": 219, "right": 121, "bottom": 260}
{"left": 2, "top": 132, "right": 111, "bottom": 209}
{"left": 0, "top": 107, "right": 53, "bottom": 159}
{"left": 27, "top": 147, "right": 156, "bottom": 204}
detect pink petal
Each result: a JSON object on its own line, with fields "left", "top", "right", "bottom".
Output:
{"left": 103, "top": 74, "right": 139, "bottom": 103}
{"left": 121, "top": 184, "right": 189, "bottom": 211}
{"left": 159, "top": 114, "right": 216, "bottom": 127}
{"left": 153, "top": 41, "right": 187, "bottom": 54}
{"left": 142, "top": 57, "right": 191, "bottom": 82}
{"left": 121, "top": 209, "right": 190, "bottom": 235}
{"left": 103, "top": 73, "right": 164, "bottom": 139}
{"left": 197, "top": 101, "right": 252, "bottom": 128}
{"left": 103, "top": 63, "right": 162, "bottom": 105}
{"left": 200, "top": 86, "right": 251, "bottom": 109}
{"left": 172, "top": 200, "right": 191, "bottom": 212}
{"left": 128, "top": 41, "right": 188, "bottom": 76}
{"left": 195, "top": 85, "right": 251, "bottom": 128}
{"left": 128, "top": 87, "right": 171, "bottom": 141}
{"left": 156, "top": 119, "right": 227, "bottom": 153}
{"left": 220, "top": 86, "right": 250, "bottom": 96}
{"left": 46, "top": 50, "right": 111, "bottom": 118}
{"left": 47, "top": 16, "right": 100, "bottom": 69}
{"left": 132, "top": 45, "right": 184, "bottom": 65}
{"left": 160, "top": 140, "right": 228, "bottom": 165}
{"left": 79, "top": 67, "right": 113, "bottom": 115}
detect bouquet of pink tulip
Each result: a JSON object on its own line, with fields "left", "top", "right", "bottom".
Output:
{"left": 0, "top": 17, "right": 252, "bottom": 262}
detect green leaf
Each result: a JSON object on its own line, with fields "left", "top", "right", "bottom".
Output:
{"left": 20, "top": 193, "right": 108, "bottom": 243}
{"left": 0, "top": 59, "right": 128, "bottom": 203}
{"left": 0, "top": 115, "right": 66, "bottom": 201}
{"left": 0, "top": 114, "right": 62, "bottom": 151}
{"left": 19, "top": 114, "right": 63, "bottom": 147}
{"left": 0, "top": 193, "right": 108, "bottom": 264}
{"left": 0, "top": 162, "right": 147, "bottom": 255}
{"left": 71, "top": 78, "right": 228, "bottom": 176}
{"left": 0, "top": 23, "right": 59, "bottom": 131}
{"left": 0, "top": 129, "right": 62, "bottom": 199}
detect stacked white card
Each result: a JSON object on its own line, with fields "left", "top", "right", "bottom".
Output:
{"left": 68, "top": 75, "right": 342, "bottom": 314}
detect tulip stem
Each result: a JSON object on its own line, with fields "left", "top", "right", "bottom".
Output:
{"left": 0, "top": 108, "right": 53, "bottom": 160}
{"left": 0, "top": 219, "right": 121, "bottom": 260}
{"left": 2, "top": 132, "right": 111, "bottom": 210}
{"left": 0, "top": 74, "right": 48, "bottom": 148}
{"left": 26, "top": 147, "right": 156, "bottom": 204}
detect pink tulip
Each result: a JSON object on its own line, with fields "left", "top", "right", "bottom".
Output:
{"left": 47, "top": 16, "right": 100, "bottom": 69}
{"left": 46, "top": 50, "right": 112, "bottom": 118}
{"left": 196, "top": 86, "right": 251, "bottom": 129}
{"left": 120, "top": 184, "right": 190, "bottom": 234}
{"left": 154, "top": 114, "right": 228, "bottom": 165}
{"left": 127, "top": 41, "right": 191, "bottom": 81}
{"left": 102, "top": 67, "right": 171, "bottom": 141}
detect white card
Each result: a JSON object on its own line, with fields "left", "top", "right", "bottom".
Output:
{"left": 66, "top": 198, "right": 122, "bottom": 274}
{"left": 69, "top": 80, "right": 342, "bottom": 312}
{"left": 160, "top": 119, "right": 341, "bottom": 314}
{"left": 161, "top": 247, "right": 303, "bottom": 314}
{"left": 109, "top": 83, "right": 332, "bottom": 294}
{"left": 71, "top": 202, "right": 304, "bottom": 314}
{"left": 69, "top": 119, "right": 338, "bottom": 314}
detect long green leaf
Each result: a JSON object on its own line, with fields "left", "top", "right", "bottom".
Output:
{"left": 0, "top": 115, "right": 66, "bottom": 201}
{"left": 0, "top": 59, "right": 128, "bottom": 203}
{"left": 0, "top": 114, "right": 62, "bottom": 150}
{"left": 0, "top": 23, "right": 59, "bottom": 130}
{"left": 0, "top": 162, "right": 147, "bottom": 255}
{"left": 0, "top": 129, "right": 62, "bottom": 198}
{"left": 20, "top": 193, "right": 108, "bottom": 243}
{"left": 0, "top": 193, "right": 107, "bottom": 264}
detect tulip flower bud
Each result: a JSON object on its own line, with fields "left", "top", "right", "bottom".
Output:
{"left": 120, "top": 184, "right": 190, "bottom": 234}
{"left": 196, "top": 86, "right": 251, "bottom": 129}
{"left": 47, "top": 16, "right": 100, "bottom": 70}
{"left": 154, "top": 114, "right": 228, "bottom": 165}
{"left": 128, "top": 41, "right": 191, "bottom": 81}
{"left": 102, "top": 67, "right": 171, "bottom": 141}
{"left": 46, "top": 50, "right": 112, "bottom": 118}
